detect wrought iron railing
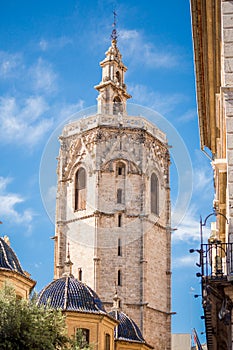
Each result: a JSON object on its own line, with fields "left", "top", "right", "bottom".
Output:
{"left": 201, "top": 242, "right": 233, "bottom": 280}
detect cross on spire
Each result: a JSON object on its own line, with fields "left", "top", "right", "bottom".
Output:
{"left": 111, "top": 10, "right": 118, "bottom": 41}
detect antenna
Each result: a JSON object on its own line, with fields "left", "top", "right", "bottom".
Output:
{"left": 111, "top": 10, "right": 118, "bottom": 41}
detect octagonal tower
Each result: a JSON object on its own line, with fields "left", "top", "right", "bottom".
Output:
{"left": 54, "top": 35, "right": 171, "bottom": 350}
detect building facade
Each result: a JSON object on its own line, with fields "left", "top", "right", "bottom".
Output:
{"left": 0, "top": 236, "right": 152, "bottom": 350}
{"left": 54, "top": 34, "right": 171, "bottom": 349}
{"left": 190, "top": 0, "right": 233, "bottom": 349}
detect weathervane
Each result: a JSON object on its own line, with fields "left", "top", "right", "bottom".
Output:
{"left": 111, "top": 10, "right": 118, "bottom": 40}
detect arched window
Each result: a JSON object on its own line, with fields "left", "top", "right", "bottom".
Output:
{"left": 75, "top": 167, "right": 86, "bottom": 210}
{"left": 116, "top": 162, "right": 125, "bottom": 176}
{"left": 116, "top": 71, "right": 121, "bottom": 84}
{"left": 113, "top": 96, "right": 123, "bottom": 115}
{"left": 151, "top": 173, "right": 159, "bottom": 215}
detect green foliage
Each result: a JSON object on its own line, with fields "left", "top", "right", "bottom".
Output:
{"left": 0, "top": 284, "right": 70, "bottom": 350}
{"left": 69, "top": 329, "right": 93, "bottom": 350}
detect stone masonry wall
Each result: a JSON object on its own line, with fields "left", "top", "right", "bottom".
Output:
{"left": 55, "top": 115, "right": 171, "bottom": 349}
{"left": 222, "top": 0, "right": 233, "bottom": 235}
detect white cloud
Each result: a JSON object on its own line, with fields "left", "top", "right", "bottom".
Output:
{"left": 43, "top": 185, "right": 57, "bottom": 221}
{"left": 39, "top": 36, "right": 73, "bottom": 51}
{"left": 0, "top": 94, "right": 85, "bottom": 148}
{"left": 0, "top": 51, "right": 23, "bottom": 78}
{"left": 172, "top": 205, "right": 210, "bottom": 243}
{"left": 177, "top": 109, "right": 197, "bottom": 123}
{"left": 0, "top": 177, "right": 11, "bottom": 192}
{"left": 0, "top": 51, "right": 57, "bottom": 95}
{"left": 0, "top": 96, "right": 53, "bottom": 146}
{"left": 0, "top": 177, "right": 34, "bottom": 227}
{"left": 0, "top": 48, "right": 86, "bottom": 148}
{"left": 120, "top": 29, "right": 139, "bottom": 40}
{"left": 193, "top": 166, "right": 213, "bottom": 194}
{"left": 39, "top": 39, "right": 48, "bottom": 51}
{"left": 58, "top": 100, "right": 85, "bottom": 120}
{"left": 128, "top": 83, "right": 184, "bottom": 114}
{"left": 120, "top": 29, "right": 181, "bottom": 69}
{"left": 171, "top": 154, "right": 214, "bottom": 243}
{"left": 173, "top": 254, "right": 198, "bottom": 268}
{"left": 30, "top": 58, "right": 57, "bottom": 93}
{"left": 47, "top": 185, "right": 56, "bottom": 203}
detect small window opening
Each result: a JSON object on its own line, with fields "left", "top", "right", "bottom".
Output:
{"left": 118, "top": 214, "right": 122, "bottom": 227}
{"left": 78, "top": 268, "right": 82, "bottom": 281}
{"left": 116, "top": 162, "right": 125, "bottom": 176}
{"left": 151, "top": 173, "right": 159, "bottom": 215}
{"left": 105, "top": 333, "right": 111, "bottom": 350}
{"left": 117, "top": 189, "right": 122, "bottom": 204}
{"left": 118, "top": 238, "right": 122, "bottom": 256}
{"left": 76, "top": 328, "right": 89, "bottom": 347}
{"left": 120, "top": 139, "right": 122, "bottom": 150}
{"left": 117, "top": 269, "right": 122, "bottom": 286}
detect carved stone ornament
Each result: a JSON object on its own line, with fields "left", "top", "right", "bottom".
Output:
{"left": 62, "top": 138, "right": 84, "bottom": 180}
{"left": 101, "top": 158, "right": 140, "bottom": 174}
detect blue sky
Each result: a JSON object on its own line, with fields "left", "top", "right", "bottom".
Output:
{"left": 0, "top": 0, "right": 214, "bottom": 343}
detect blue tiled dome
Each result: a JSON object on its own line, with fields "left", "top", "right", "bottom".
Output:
{"left": 0, "top": 237, "right": 25, "bottom": 275}
{"left": 109, "top": 310, "right": 145, "bottom": 343}
{"left": 37, "top": 276, "right": 106, "bottom": 313}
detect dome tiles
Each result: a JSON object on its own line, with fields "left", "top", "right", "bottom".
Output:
{"left": 0, "top": 237, "right": 25, "bottom": 275}
{"left": 109, "top": 310, "right": 145, "bottom": 343}
{"left": 37, "top": 276, "right": 106, "bottom": 314}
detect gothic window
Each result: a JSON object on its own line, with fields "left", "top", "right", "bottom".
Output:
{"left": 118, "top": 238, "right": 122, "bottom": 256}
{"left": 76, "top": 328, "right": 89, "bottom": 347}
{"left": 116, "top": 162, "right": 125, "bottom": 176}
{"left": 75, "top": 167, "right": 86, "bottom": 211}
{"left": 117, "top": 269, "right": 122, "bottom": 286}
{"left": 113, "top": 96, "right": 123, "bottom": 115}
{"left": 105, "top": 334, "right": 111, "bottom": 350}
{"left": 117, "top": 189, "right": 123, "bottom": 204}
{"left": 118, "top": 214, "right": 122, "bottom": 227}
{"left": 151, "top": 173, "right": 159, "bottom": 215}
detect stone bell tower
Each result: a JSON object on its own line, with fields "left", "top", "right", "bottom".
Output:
{"left": 95, "top": 34, "right": 131, "bottom": 116}
{"left": 54, "top": 25, "right": 171, "bottom": 350}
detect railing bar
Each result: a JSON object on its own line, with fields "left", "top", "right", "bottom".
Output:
{"left": 201, "top": 243, "right": 233, "bottom": 279}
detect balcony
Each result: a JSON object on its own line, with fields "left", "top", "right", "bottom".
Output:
{"left": 201, "top": 242, "right": 233, "bottom": 281}
{"left": 198, "top": 242, "right": 233, "bottom": 350}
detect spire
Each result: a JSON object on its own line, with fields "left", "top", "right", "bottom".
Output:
{"left": 95, "top": 13, "right": 131, "bottom": 116}
{"left": 62, "top": 243, "right": 74, "bottom": 277}
{"left": 112, "top": 282, "right": 121, "bottom": 311}
{"left": 112, "top": 283, "right": 121, "bottom": 339}
{"left": 111, "top": 10, "right": 118, "bottom": 41}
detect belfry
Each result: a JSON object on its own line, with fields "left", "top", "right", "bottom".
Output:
{"left": 54, "top": 23, "right": 172, "bottom": 349}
